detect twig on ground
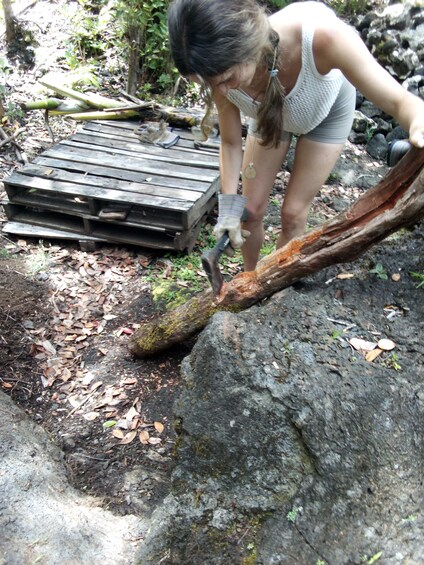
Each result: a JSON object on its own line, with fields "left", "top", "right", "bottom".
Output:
{"left": 0, "top": 127, "right": 26, "bottom": 148}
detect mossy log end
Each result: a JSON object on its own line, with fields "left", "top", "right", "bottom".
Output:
{"left": 128, "top": 147, "right": 424, "bottom": 358}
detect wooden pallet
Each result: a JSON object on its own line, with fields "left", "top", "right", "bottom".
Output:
{"left": 2, "top": 120, "right": 221, "bottom": 251}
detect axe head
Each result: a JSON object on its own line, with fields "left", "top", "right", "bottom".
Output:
{"left": 201, "top": 233, "right": 230, "bottom": 295}
{"left": 201, "top": 248, "right": 225, "bottom": 295}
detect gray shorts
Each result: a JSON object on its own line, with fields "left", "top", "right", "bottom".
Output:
{"left": 248, "top": 78, "right": 356, "bottom": 144}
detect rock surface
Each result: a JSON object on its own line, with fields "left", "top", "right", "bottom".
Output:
{"left": 0, "top": 390, "right": 145, "bottom": 565}
{"left": 136, "top": 226, "right": 424, "bottom": 565}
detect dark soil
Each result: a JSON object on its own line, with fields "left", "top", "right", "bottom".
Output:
{"left": 1, "top": 0, "right": 423, "bottom": 526}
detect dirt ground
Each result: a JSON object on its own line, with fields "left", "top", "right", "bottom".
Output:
{"left": 1, "top": 0, "right": 423, "bottom": 524}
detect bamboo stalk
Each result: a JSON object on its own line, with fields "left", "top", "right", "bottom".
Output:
{"left": 65, "top": 109, "right": 140, "bottom": 121}
{"left": 38, "top": 78, "right": 126, "bottom": 109}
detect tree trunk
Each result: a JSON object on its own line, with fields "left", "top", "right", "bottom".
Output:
{"left": 128, "top": 146, "right": 424, "bottom": 358}
{"left": 3, "top": 0, "right": 17, "bottom": 45}
{"left": 127, "top": 24, "right": 141, "bottom": 96}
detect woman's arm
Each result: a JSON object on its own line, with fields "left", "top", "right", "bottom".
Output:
{"left": 213, "top": 89, "right": 244, "bottom": 193}
{"left": 313, "top": 19, "right": 424, "bottom": 148}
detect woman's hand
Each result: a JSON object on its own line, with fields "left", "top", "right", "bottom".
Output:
{"left": 409, "top": 116, "right": 424, "bottom": 148}
{"left": 213, "top": 194, "right": 250, "bottom": 254}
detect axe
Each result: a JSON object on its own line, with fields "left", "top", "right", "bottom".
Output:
{"left": 201, "top": 208, "right": 249, "bottom": 295}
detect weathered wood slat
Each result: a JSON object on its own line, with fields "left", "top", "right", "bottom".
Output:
{"left": 5, "top": 172, "right": 193, "bottom": 212}
{"left": 16, "top": 164, "right": 206, "bottom": 203}
{"left": 42, "top": 145, "right": 217, "bottom": 182}
{"left": 62, "top": 138, "right": 220, "bottom": 170}
{"left": 2, "top": 220, "right": 104, "bottom": 241}
{"left": 33, "top": 156, "right": 214, "bottom": 192}
{"left": 73, "top": 129, "right": 220, "bottom": 160}
{"left": 79, "top": 122, "right": 220, "bottom": 156}
{"left": 4, "top": 206, "right": 182, "bottom": 250}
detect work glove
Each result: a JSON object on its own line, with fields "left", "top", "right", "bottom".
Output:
{"left": 213, "top": 194, "right": 251, "bottom": 255}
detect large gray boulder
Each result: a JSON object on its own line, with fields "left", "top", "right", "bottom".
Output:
{"left": 136, "top": 228, "right": 424, "bottom": 564}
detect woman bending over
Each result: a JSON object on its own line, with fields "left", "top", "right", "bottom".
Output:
{"left": 168, "top": 0, "right": 424, "bottom": 271}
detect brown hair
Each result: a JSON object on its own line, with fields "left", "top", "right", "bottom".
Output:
{"left": 168, "top": 0, "right": 285, "bottom": 147}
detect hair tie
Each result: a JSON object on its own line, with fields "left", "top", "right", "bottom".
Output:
{"left": 269, "top": 68, "right": 278, "bottom": 78}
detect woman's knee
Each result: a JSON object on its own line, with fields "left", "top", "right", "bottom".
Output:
{"left": 244, "top": 202, "right": 267, "bottom": 226}
{"left": 280, "top": 203, "right": 308, "bottom": 228}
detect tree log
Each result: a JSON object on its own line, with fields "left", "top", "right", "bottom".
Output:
{"left": 128, "top": 147, "right": 424, "bottom": 358}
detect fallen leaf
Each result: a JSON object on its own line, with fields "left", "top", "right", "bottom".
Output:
{"left": 139, "top": 430, "right": 150, "bottom": 444}
{"left": 83, "top": 411, "right": 99, "bottom": 421}
{"left": 112, "top": 428, "right": 125, "bottom": 439}
{"left": 154, "top": 421, "right": 165, "bottom": 434}
{"left": 42, "top": 340, "right": 56, "bottom": 355}
{"left": 103, "top": 420, "right": 117, "bottom": 428}
{"left": 349, "top": 338, "right": 377, "bottom": 352}
{"left": 148, "top": 437, "right": 162, "bottom": 445}
{"left": 120, "top": 430, "right": 137, "bottom": 444}
{"left": 125, "top": 406, "right": 139, "bottom": 423}
{"left": 378, "top": 339, "right": 396, "bottom": 351}
{"left": 122, "top": 377, "right": 138, "bottom": 385}
{"left": 366, "top": 348, "right": 383, "bottom": 362}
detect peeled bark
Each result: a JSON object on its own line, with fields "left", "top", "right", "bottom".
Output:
{"left": 128, "top": 147, "right": 424, "bottom": 358}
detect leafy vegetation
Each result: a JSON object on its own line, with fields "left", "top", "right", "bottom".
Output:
{"left": 410, "top": 271, "right": 424, "bottom": 289}
{"left": 369, "top": 262, "right": 388, "bottom": 280}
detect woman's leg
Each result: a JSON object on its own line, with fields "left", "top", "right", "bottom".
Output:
{"left": 242, "top": 134, "right": 291, "bottom": 271}
{"left": 277, "top": 136, "right": 345, "bottom": 248}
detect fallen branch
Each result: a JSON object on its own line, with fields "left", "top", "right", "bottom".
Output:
{"left": 128, "top": 147, "right": 424, "bottom": 358}
{"left": 0, "top": 127, "right": 26, "bottom": 148}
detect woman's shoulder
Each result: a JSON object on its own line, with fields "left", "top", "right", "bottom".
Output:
{"left": 270, "top": 1, "right": 338, "bottom": 25}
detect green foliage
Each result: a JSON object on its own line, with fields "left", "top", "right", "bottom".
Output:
{"left": 65, "top": 0, "right": 114, "bottom": 64}
{"left": 287, "top": 506, "right": 301, "bottom": 523}
{"left": 326, "top": 0, "right": 369, "bottom": 16}
{"left": 382, "top": 352, "right": 402, "bottom": 372}
{"left": 410, "top": 271, "right": 424, "bottom": 289}
{"left": 369, "top": 263, "right": 388, "bottom": 280}
{"left": 114, "top": 0, "right": 177, "bottom": 92}
{"left": 264, "top": 0, "right": 292, "bottom": 9}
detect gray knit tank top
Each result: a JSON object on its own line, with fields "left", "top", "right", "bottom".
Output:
{"left": 226, "top": 4, "right": 345, "bottom": 136}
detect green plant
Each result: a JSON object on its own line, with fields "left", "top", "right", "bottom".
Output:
{"left": 114, "top": 0, "right": 177, "bottom": 91}
{"left": 25, "top": 242, "right": 54, "bottom": 276}
{"left": 64, "top": 0, "right": 114, "bottom": 65}
{"left": 369, "top": 263, "right": 388, "bottom": 280}
{"left": 410, "top": 271, "right": 424, "bottom": 289}
{"left": 265, "top": 0, "right": 292, "bottom": 10}
{"left": 327, "top": 0, "right": 369, "bottom": 16}
{"left": 287, "top": 506, "right": 302, "bottom": 523}
{"left": 403, "top": 514, "right": 416, "bottom": 523}
{"left": 331, "top": 329, "right": 344, "bottom": 340}
{"left": 382, "top": 352, "right": 402, "bottom": 371}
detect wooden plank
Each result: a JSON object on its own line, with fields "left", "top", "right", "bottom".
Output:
{"left": 42, "top": 145, "right": 218, "bottom": 183}
{"left": 5, "top": 172, "right": 218, "bottom": 230}
{"left": 62, "top": 138, "right": 220, "bottom": 170}
{"left": 15, "top": 164, "right": 207, "bottom": 203}
{"left": 4, "top": 206, "right": 181, "bottom": 250}
{"left": 79, "top": 123, "right": 220, "bottom": 158}
{"left": 2, "top": 220, "right": 104, "bottom": 241}
{"left": 73, "top": 129, "right": 220, "bottom": 161}
{"left": 33, "top": 156, "right": 215, "bottom": 193}
{"left": 5, "top": 172, "right": 193, "bottom": 213}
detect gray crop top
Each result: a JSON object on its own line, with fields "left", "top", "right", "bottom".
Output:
{"left": 226, "top": 3, "right": 345, "bottom": 136}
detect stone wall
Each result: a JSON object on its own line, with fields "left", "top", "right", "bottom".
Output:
{"left": 350, "top": 1, "right": 424, "bottom": 159}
